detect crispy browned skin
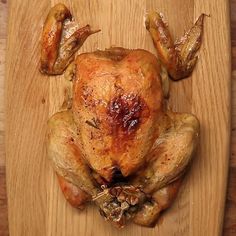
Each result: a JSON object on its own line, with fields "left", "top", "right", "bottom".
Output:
{"left": 146, "top": 12, "right": 205, "bottom": 80}
{"left": 45, "top": 6, "right": 204, "bottom": 228}
{"left": 131, "top": 111, "right": 199, "bottom": 194}
{"left": 73, "top": 48, "right": 163, "bottom": 181}
{"left": 47, "top": 49, "right": 199, "bottom": 227}
{"left": 40, "top": 3, "right": 71, "bottom": 74}
{"left": 46, "top": 110, "right": 99, "bottom": 196}
{"left": 40, "top": 3, "right": 100, "bottom": 75}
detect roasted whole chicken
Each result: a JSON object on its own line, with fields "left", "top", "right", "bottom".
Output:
{"left": 41, "top": 3, "right": 205, "bottom": 228}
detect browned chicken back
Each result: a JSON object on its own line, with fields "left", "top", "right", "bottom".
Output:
{"left": 72, "top": 48, "right": 164, "bottom": 181}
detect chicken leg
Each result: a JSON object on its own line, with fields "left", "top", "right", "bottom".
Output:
{"left": 46, "top": 110, "right": 99, "bottom": 197}
{"left": 131, "top": 111, "right": 199, "bottom": 194}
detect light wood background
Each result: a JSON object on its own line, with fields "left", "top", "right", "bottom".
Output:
{"left": 1, "top": 0, "right": 234, "bottom": 235}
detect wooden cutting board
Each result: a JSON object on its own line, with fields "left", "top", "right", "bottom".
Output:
{"left": 5, "top": 0, "right": 231, "bottom": 235}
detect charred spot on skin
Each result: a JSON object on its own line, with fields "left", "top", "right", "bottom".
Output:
{"left": 108, "top": 94, "right": 149, "bottom": 134}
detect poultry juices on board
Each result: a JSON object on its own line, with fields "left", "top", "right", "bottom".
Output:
{"left": 41, "top": 3, "right": 205, "bottom": 228}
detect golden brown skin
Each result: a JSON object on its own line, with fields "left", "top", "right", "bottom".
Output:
{"left": 44, "top": 5, "right": 205, "bottom": 228}
{"left": 46, "top": 110, "right": 99, "bottom": 196}
{"left": 131, "top": 111, "right": 199, "bottom": 194}
{"left": 46, "top": 49, "right": 200, "bottom": 227}
{"left": 146, "top": 12, "right": 205, "bottom": 80}
{"left": 40, "top": 3, "right": 100, "bottom": 75}
{"left": 73, "top": 48, "right": 163, "bottom": 181}
{"left": 40, "top": 3, "right": 71, "bottom": 74}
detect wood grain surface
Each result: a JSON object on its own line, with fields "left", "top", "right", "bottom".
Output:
{"left": 0, "top": 0, "right": 234, "bottom": 235}
{"left": 224, "top": 0, "right": 236, "bottom": 235}
{"left": 0, "top": 0, "right": 8, "bottom": 235}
